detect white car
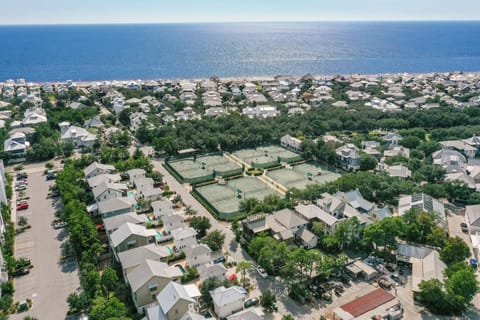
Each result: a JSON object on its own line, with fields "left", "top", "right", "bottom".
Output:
{"left": 256, "top": 266, "right": 268, "bottom": 279}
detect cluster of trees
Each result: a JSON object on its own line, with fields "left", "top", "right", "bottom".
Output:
{"left": 188, "top": 216, "right": 225, "bottom": 251}
{"left": 417, "top": 238, "right": 478, "bottom": 315}
{"left": 56, "top": 159, "right": 130, "bottom": 319}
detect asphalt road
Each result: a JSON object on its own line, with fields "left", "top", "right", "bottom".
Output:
{"left": 11, "top": 170, "right": 80, "bottom": 320}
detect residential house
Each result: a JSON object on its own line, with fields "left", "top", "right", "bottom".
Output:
{"left": 465, "top": 205, "right": 480, "bottom": 234}
{"left": 92, "top": 181, "right": 127, "bottom": 202}
{"left": 380, "top": 164, "right": 412, "bottom": 179}
{"left": 210, "top": 286, "right": 247, "bottom": 319}
{"left": 152, "top": 200, "right": 174, "bottom": 219}
{"left": 432, "top": 149, "right": 467, "bottom": 174}
{"left": 22, "top": 107, "right": 47, "bottom": 125}
{"left": 383, "top": 133, "right": 403, "bottom": 145}
{"left": 130, "top": 112, "right": 148, "bottom": 132}
{"left": 144, "top": 282, "right": 200, "bottom": 320}
{"left": 315, "top": 193, "right": 370, "bottom": 225}
{"left": 398, "top": 193, "right": 446, "bottom": 226}
{"left": 335, "top": 189, "right": 374, "bottom": 214}
{"left": 171, "top": 227, "right": 198, "bottom": 251}
{"left": 109, "top": 222, "right": 157, "bottom": 259}
{"left": 185, "top": 244, "right": 212, "bottom": 268}
{"left": 127, "top": 259, "right": 183, "bottom": 312}
{"left": 84, "top": 162, "right": 116, "bottom": 179}
{"left": 59, "top": 121, "right": 97, "bottom": 149}
{"left": 96, "top": 196, "right": 137, "bottom": 218}
{"left": 383, "top": 145, "right": 410, "bottom": 159}
{"left": 440, "top": 140, "right": 477, "bottom": 159}
{"left": 84, "top": 116, "right": 105, "bottom": 129}
{"left": 117, "top": 243, "right": 170, "bottom": 279}
{"left": 241, "top": 214, "right": 272, "bottom": 241}
{"left": 294, "top": 204, "right": 339, "bottom": 234}
{"left": 296, "top": 227, "right": 318, "bottom": 249}
{"left": 3, "top": 132, "right": 29, "bottom": 159}
{"left": 204, "top": 107, "right": 227, "bottom": 117}
{"left": 242, "top": 105, "right": 280, "bottom": 119}
{"left": 103, "top": 212, "right": 147, "bottom": 235}
{"left": 267, "top": 208, "right": 308, "bottom": 242}
{"left": 396, "top": 244, "right": 446, "bottom": 297}
{"left": 128, "top": 168, "right": 146, "bottom": 185}
{"left": 198, "top": 262, "right": 227, "bottom": 283}
{"left": 336, "top": 144, "right": 361, "bottom": 171}
{"left": 87, "top": 173, "right": 122, "bottom": 189}
{"left": 163, "top": 214, "right": 186, "bottom": 234}
{"left": 226, "top": 308, "right": 264, "bottom": 320}
{"left": 68, "top": 102, "right": 88, "bottom": 109}
{"left": 280, "top": 135, "right": 302, "bottom": 153}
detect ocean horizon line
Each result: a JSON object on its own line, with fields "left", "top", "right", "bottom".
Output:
{"left": 1, "top": 19, "right": 480, "bottom": 27}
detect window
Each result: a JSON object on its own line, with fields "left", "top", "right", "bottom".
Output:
{"left": 127, "top": 239, "right": 137, "bottom": 248}
{"left": 148, "top": 283, "right": 158, "bottom": 292}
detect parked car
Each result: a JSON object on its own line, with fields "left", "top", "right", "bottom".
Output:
{"left": 213, "top": 256, "right": 226, "bottom": 264}
{"left": 244, "top": 297, "right": 260, "bottom": 308}
{"left": 53, "top": 221, "right": 68, "bottom": 229}
{"left": 16, "top": 173, "right": 28, "bottom": 179}
{"left": 256, "top": 266, "right": 268, "bottom": 278}
{"left": 391, "top": 274, "right": 403, "bottom": 285}
{"left": 16, "top": 203, "right": 29, "bottom": 210}
{"left": 15, "top": 185, "right": 27, "bottom": 191}
{"left": 461, "top": 223, "right": 468, "bottom": 233}
{"left": 13, "top": 268, "right": 30, "bottom": 277}
{"left": 46, "top": 172, "right": 57, "bottom": 180}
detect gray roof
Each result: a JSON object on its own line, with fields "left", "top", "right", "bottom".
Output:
{"left": 157, "top": 282, "right": 196, "bottom": 314}
{"left": 397, "top": 243, "right": 433, "bottom": 260}
{"left": 98, "top": 197, "right": 137, "bottom": 215}
{"left": 210, "top": 286, "right": 247, "bottom": 307}
{"left": 117, "top": 243, "right": 170, "bottom": 271}
{"left": 295, "top": 204, "right": 338, "bottom": 226}
{"left": 296, "top": 227, "right": 318, "bottom": 243}
{"left": 110, "top": 222, "right": 156, "bottom": 248}
{"left": 126, "top": 259, "right": 182, "bottom": 292}
{"left": 272, "top": 208, "right": 307, "bottom": 229}
{"left": 92, "top": 181, "right": 127, "bottom": 199}
{"left": 171, "top": 227, "right": 197, "bottom": 240}
{"left": 185, "top": 243, "right": 212, "bottom": 258}
{"left": 84, "top": 162, "right": 115, "bottom": 177}
{"left": 198, "top": 262, "right": 227, "bottom": 282}
{"left": 102, "top": 212, "right": 147, "bottom": 233}
{"left": 226, "top": 308, "right": 264, "bottom": 320}
{"left": 466, "top": 204, "right": 480, "bottom": 227}
{"left": 339, "top": 189, "right": 374, "bottom": 212}
{"left": 87, "top": 174, "right": 121, "bottom": 188}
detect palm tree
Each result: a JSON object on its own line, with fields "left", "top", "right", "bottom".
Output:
{"left": 236, "top": 261, "right": 253, "bottom": 287}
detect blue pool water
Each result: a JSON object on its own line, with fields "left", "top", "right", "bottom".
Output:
{"left": 175, "top": 264, "right": 186, "bottom": 273}
{"left": 128, "top": 191, "right": 136, "bottom": 197}
{"left": 1, "top": 22, "right": 480, "bottom": 81}
{"left": 166, "top": 246, "right": 173, "bottom": 255}
{"left": 156, "top": 231, "right": 163, "bottom": 239}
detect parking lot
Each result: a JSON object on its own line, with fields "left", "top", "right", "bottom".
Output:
{"left": 10, "top": 170, "right": 80, "bottom": 320}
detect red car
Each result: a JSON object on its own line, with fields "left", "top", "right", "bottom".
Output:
{"left": 16, "top": 203, "right": 29, "bottom": 210}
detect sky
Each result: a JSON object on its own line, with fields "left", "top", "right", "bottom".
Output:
{"left": 1, "top": 0, "right": 479, "bottom": 25}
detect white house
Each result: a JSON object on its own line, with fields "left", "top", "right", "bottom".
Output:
{"left": 280, "top": 135, "right": 302, "bottom": 153}
{"left": 3, "top": 132, "right": 29, "bottom": 159}
{"left": 210, "top": 286, "right": 247, "bottom": 319}
{"left": 128, "top": 168, "right": 146, "bottom": 185}
{"left": 184, "top": 244, "right": 212, "bottom": 268}
{"left": 198, "top": 262, "right": 227, "bottom": 283}
{"left": 84, "top": 162, "right": 116, "bottom": 179}
{"left": 171, "top": 227, "right": 198, "bottom": 251}
{"left": 465, "top": 204, "right": 480, "bottom": 234}
{"left": 152, "top": 200, "right": 174, "bottom": 219}
{"left": 92, "top": 181, "right": 127, "bottom": 202}
{"left": 163, "top": 214, "right": 186, "bottom": 234}
{"left": 59, "top": 121, "right": 97, "bottom": 149}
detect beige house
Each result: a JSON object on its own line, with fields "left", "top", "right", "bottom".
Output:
{"left": 109, "top": 222, "right": 156, "bottom": 260}
{"left": 117, "top": 243, "right": 170, "bottom": 279}
{"left": 127, "top": 259, "right": 183, "bottom": 312}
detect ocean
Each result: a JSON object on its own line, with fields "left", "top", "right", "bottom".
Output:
{"left": 0, "top": 21, "right": 479, "bottom": 82}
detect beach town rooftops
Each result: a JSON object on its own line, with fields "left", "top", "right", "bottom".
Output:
{"left": 272, "top": 208, "right": 308, "bottom": 230}
{"left": 97, "top": 197, "right": 137, "bottom": 215}
{"left": 294, "top": 204, "right": 338, "bottom": 226}
{"left": 102, "top": 212, "right": 147, "bottom": 233}
{"left": 84, "top": 162, "right": 115, "bottom": 177}
{"left": 171, "top": 227, "right": 198, "bottom": 240}
{"left": 226, "top": 307, "right": 264, "bottom": 320}
{"left": 157, "top": 282, "right": 196, "bottom": 315}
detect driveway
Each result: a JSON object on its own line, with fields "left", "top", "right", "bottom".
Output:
{"left": 10, "top": 170, "right": 80, "bottom": 320}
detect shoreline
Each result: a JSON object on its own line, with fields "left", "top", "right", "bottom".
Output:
{"left": 2, "top": 70, "right": 480, "bottom": 86}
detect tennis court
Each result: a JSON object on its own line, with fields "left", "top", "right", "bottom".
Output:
{"left": 233, "top": 145, "right": 302, "bottom": 168}
{"left": 167, "top": 154, "right": 241, "bottom": 183}
{"left": 266, "top": 163, "right": 341, "bottom": 190}
{"left": 195, "top": 176, "right": 280, "bottom": 215}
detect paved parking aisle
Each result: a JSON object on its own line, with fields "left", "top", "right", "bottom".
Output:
{"left": 11, "top": 171, "right": 80, "bottom": 320}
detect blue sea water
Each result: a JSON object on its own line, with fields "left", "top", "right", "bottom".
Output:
{"left": 0, "top": 21, "right": 479, "bottom": 82}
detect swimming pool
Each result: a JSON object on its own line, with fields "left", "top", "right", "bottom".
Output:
{"left": 156, "top": 231, "right": 163, "bottom": 239}
{"left": 175, "top": 264, "right": 186, "bottom": 273}
{"left": 128, "top": 191, "right": 136, "bottom": 197}
{"left": 166, "top": 246, "right": 173, "bottom": 255}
